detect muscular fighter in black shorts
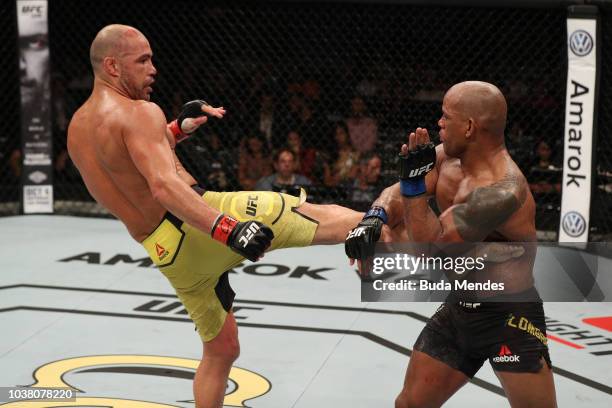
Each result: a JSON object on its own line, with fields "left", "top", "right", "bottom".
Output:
{"left": 346, "top": 81, "right": 556, "bottom": 407}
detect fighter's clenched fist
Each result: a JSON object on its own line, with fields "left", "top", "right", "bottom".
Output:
{"left": 345, "top": 206, "right": 387, "bottom": 275}
{"left": 211, "top": 214, "right": 274, "bottom": 262}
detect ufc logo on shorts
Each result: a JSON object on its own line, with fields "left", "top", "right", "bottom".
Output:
{"left": 347, "top": 227, "right": 366, "bottom": 240}
{"left": 409, "top": 163, "right": 434, "bottom": 177}
{"left": 239, "top": 223, "right": 261, "bottom": 248}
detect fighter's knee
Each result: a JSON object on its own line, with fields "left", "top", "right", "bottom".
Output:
{"left": 395, "top": 391, "right": 410, "bottom": 408}
{"left": 220, "top": 339, "right": 240, "bottom": 362}
{"left": 395, "top": 390, "right": 429, "bottom": 408}
{"left": 205, "top": 338, "right": 240, "bottom": 363}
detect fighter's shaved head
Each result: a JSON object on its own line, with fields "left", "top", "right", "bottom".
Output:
{"left": 89, "top": 24, "right": 144, "bottom": 74}
{"left": 446, "top": 81, "right": 507, "bottom": 137}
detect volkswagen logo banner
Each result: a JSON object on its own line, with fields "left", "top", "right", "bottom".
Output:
{"left": 569, "top": 29, "right": 594, "bottom": 57}
{"left": 562, "top": 211, "right": 587, "bottom": 238}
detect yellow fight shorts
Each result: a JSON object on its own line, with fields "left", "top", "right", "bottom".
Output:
{"left": 141, "top": 188, "right": 318, "bottom": 342}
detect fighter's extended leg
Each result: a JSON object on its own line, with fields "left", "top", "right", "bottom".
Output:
{"left": 296, "top": 202, "right": 364, "bottom": 244}
{"left": 194, "top": 313, "right": 240, "bottom": 408}
{"left": 296, "top": 202, "right": 407, "bottom": 244}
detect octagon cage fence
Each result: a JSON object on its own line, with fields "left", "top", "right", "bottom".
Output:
{"left": 2, "top": 0, "right": 612, "bottom": 242}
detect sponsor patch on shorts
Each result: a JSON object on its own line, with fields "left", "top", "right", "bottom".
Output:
{"left": 492, "top": 344, "right": 520, "bottom": 363}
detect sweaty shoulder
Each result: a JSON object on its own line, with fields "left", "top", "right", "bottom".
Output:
{"left": 121, "top": 100, "right": 167, "bottom": 139}
{"left": 125, "top": 101, "right": 166, "bottom": 127}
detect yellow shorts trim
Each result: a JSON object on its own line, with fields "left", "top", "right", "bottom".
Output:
{"left": 141, "top": 190, "right": 318, "bottom": 342}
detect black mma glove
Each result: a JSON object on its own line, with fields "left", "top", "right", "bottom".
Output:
{"left": 344, "top": 206, "right": 387, "bottom": 261}
{"left": 168, "top": 99, "right": 211, "bottom": 143}
{"left": 398, "top": 142, "right": 436, "bottom": 197}
{"left": 211, "top": 214, "right": 274, "bottom": 262}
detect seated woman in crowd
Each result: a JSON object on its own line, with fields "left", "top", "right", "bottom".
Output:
{"left": 324, "top": 121, "right": 360, "bottom": 187}
{"left": 286, "top": 129, "right": 318, "bottom": 180}
{"left": 528, "top": 139, "right": 561, "bottom": 195}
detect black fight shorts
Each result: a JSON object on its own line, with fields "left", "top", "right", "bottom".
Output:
{"left": 414, "top": 287, "right": 552, "bottom": 378}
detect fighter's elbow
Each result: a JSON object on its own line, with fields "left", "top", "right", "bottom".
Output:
{"left": 149, "top": 177, "right": 172, "bottom": 204}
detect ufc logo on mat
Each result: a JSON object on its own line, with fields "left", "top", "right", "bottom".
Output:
{"left": 409, "top": 163, "right": 434, "bottom": 177}
{"left": 239, "top": 223, "right": 261, "bottom": 247}
{"left": 347, "top": 227, "right": 366, "bottom": 240}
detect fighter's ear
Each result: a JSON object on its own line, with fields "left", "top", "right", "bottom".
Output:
{"left": 465, "top": 117, "right": 476, "bottom": 138}
{"left": 102, "top": 56, "right": 119, "bottom": 77}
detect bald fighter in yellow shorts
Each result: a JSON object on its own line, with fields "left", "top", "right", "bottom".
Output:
{"left": 68, "top": 24, "right": 405, "bottom": 408}
{"left": 142, "top": 188, "right": 321, "bottom": 342}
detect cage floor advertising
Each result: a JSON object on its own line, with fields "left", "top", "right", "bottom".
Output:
{"left": 0, "top": 216, "right": 610, "bottom": 407}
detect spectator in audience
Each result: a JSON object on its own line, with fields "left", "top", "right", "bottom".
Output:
{"left": 296, "top": 101, "right": 324, "bottom": 148}
{"left": 255, "top": 148, "right": 311, "bottom": 193}
{"left": 302, "top": 78, "right": 321, "bottom": 105}
{"left": 286, "top": 129, "right": 317, "bottom": 180}
{"left": 505, "top": 121, "right": 533, "bottom": 168}
{"left": 528, "top": 140, "right": 561, "bottom": 195}
{"left": 238, "top": 132, "right": 273, "bottom": 190}
{"left": 346, "top": 95, "right": 378, "bottom": 153}
{"left": 324, "top": 121, "right": 359, "bottom": 187}
{"left": 350, "top": 152, "right": 383, "bottom": 208}
{"left": 280, "top": 92, "right": 305, "bottom": 135}
{"left": 255, "top": 91, "right": 284, "bottom": 151}
{"left": 198, "top": 132, "right": 237, "bottom": 191}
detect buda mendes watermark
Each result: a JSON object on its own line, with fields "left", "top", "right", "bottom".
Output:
{"left": 360, "top": 242, "right": 612, "bottom": 302}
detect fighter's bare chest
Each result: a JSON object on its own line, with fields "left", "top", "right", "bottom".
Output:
{"left": 435, "top": 160, "right": 472, "bottom": 211}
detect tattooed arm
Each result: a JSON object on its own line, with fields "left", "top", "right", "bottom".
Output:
{"left": 403, "top": 173, "right": 526, "bottom": 243}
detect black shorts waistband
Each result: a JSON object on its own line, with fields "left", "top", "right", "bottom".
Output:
{"left": 447, "top": 286, "right": 542, "bottom": 311}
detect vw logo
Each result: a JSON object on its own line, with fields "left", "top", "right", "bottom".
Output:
{"left": 562, "top": 211, "right": 586, "bottom": 237}
{"left": 569, "top": 30, "right": 594, "bottom": 57}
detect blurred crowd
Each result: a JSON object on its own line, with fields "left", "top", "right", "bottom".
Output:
{"left": 3, "top": 69, "right": 612, "bottom": 225}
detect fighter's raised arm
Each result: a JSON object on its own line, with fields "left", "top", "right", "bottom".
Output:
{"left": 122, "top": 101, "right": 221, "bottom": 234}
{"left": 344, "top": 144, "right": 444, "bottom": 268}
{"left": 399, "top": 128, "right": 526, "bottom": 243}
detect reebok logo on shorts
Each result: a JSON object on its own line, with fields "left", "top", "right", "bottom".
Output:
{"left": 492, "top": 345, "right": 520, "bottom": 363}
{"left": 155, "top": 243, "right": 169, "bottom": 261}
